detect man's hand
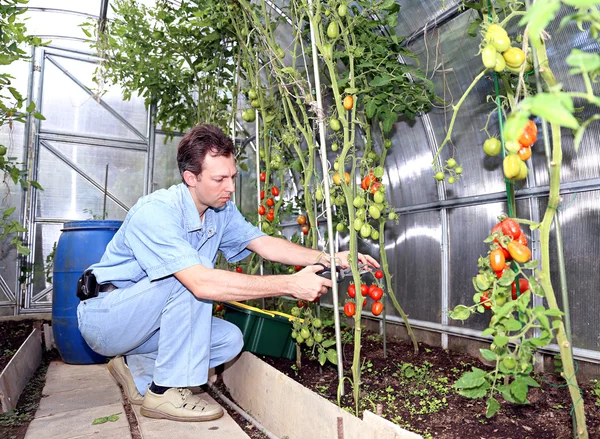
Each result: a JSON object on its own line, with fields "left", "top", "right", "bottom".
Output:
{"left": 288, "top": 265, "right": 333, "bottom": 302}
{"left": 333, "top": 251, "right": 380, "bottom": 270}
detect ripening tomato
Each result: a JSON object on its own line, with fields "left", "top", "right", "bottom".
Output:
{"left": 348, "top": 284, "right": 356, "bottom": 298}
{"left": 503, "top": 47, "right": 526, "bottom": 68}
{"left": 260, "top": 171, "right": 266, "bottom": 182}
{"left": 297, "top": 300, "right": 306, "bottom": 308}
{"left": 374, "top": 270, "right": 384, "bottom": 279}
{"left": 343, "top": 95, "right": 354, "bottom": 111}
{"left": 495, "top": 263, "right": 510, "bottom": 278}
{"left": 297, "top": 215, "right": 307, "bottom": 225}
{"left": 258, "top": 205, "right": 266, "bottom": 215}
{"left": 272, "top": 186, "right": 280, "bottom": 197}
{"left": 518, "top": 128, "right": 537, "bottom": 148}
{"left": 490, "top": 249, "right": 506, "bottom": 271}
{"left": 511, "top": 278, "right": 530, "bottom": 300}
{"left": 370, "top": 182, "right": 382, "bottom": 194}
{"left": 236, "top": 267, "right": 243, "bottom": 273}
{"left": 501, "top": 218, "right": 522, "bottom": 240}
{"left": 371, "top": 301, "right": 384, "bottom": 316}
{"left": 344, "top": 302, "right": 356, "bottom": 317}
{"left": 517, "top": 233, "right": 528, "bottom": 246}
{"left": 215, "top": 303, "right": 224, "bottom": 312}
{"left": 507, "top": 240, "right": 531, "bottom": 263}
{"left": 301, "top": 225, "right": 309, "bottom": 235}
{"left": 525, "top": 120, "right": 537, "bottom": 136}
{"left": 294, "top": 265, "right": 303, "bottom": 272}
{"left": 518, "top": 146, "right": 532, "bottom": 161}
{"left": 333, "top": 172, "right": 351, "bottom": 185}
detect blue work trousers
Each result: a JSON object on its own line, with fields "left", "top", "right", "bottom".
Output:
{"left": 76, "top": 276, "right": 243, "bottom": 395}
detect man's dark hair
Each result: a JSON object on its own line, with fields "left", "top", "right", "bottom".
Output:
{"left": 177, "top": 124, "right": 235, "bottom": 181}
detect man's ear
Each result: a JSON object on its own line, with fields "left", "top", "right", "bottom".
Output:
{"left": 183, "top": 170, "right": 198, "bottom": 186}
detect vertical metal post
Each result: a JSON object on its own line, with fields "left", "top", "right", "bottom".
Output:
{"left": 103, "top": 163, "right": 109, "bottom": 219}
{"left": 145, "top": 103, "right": 156, "bottom": 195}
{"left": 306, "top": 0, "right": 343, "bottom": 392}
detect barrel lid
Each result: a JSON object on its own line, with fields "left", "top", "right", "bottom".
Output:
{"left": 62, "top": 220, "right": 123, "bottom": 231}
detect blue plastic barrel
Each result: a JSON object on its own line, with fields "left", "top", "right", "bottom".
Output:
{"left": 52, "top": 220, "right": 122, "bottom": 364}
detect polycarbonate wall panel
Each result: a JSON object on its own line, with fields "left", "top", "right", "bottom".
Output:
{"left": 407, "top": 13, "right": 516, "bottom": 199}
{"left": 36, "top": 142, "right": 142, "bottom": 220}
{"left": 447, "top": 200, "right": 531, "bottom": 331}
{"left": 27, "top": 0, "right": 101, "bottom": 15}
{"left": 41, "top": 57, "right": 147, "bottom": 141}
{"left": 384, "top": 211, "right": 442, "bottom": 323}
{"left": 537, "top": 192, "right": 600, "bottom": 352}
{"left": 23, "top": 10, "right": 95, "bottom": 40}
{"left": 153, "top": 134, "right": 182, "bottom": 191}
{"left": 395, "top": 0, "right": 461, "bottom": 38}
{"left": 529, "top": 5, "right": 600, "bottom": 186}
{"left": 31, "top": 223, "right": 64, "bottom": 300}
{"left": 387, "top": 116, "right": 439, "bottom": 207}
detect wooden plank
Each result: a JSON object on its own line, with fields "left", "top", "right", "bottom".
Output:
{"left": 0, "top": 328, "right": 43, "bottom": 413}
{"left": 43, "top": 324, "right": 54, "bottom": 351}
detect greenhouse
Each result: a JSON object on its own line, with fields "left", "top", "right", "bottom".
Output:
{"left": 0, "top": 0, "right": 599, "bottom": 438}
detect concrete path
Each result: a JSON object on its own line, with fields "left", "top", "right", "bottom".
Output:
{"left": 24, "top": 360, "right": 252, "bottom": 439}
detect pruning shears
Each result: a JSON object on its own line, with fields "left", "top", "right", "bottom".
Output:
{"left": 315, "top": 263, "right": 371, "bottom": 283}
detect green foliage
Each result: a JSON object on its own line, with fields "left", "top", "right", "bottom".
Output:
{"left": 82, "top": 0, "right": 237, "bottom": 136}
{"left": 1, "top": 0, "right": 44, "bottom": 257}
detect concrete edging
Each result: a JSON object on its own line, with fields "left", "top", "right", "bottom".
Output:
{"left": 222, "top": 352, "right": 422, "bottom": 439}
{"left": 0, "top": 328, "right": 43, "bottom": 412}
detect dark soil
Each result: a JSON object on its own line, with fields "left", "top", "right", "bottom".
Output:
{"left": 256, "top": 328, "right": 600, "bottom": 439}
{"left": 0, "top": 318, "right": 56, "bottom": 439}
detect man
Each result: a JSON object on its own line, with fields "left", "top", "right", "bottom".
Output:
{"left": 77, "top": 124, "right": 378, "bottom": 422}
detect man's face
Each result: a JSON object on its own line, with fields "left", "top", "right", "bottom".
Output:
{"left": 185, "top": 153, "right": 237, "bottom": 212}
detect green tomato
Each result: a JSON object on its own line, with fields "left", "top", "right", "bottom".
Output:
{"left": 455, "top": 166, "right": 463, "bottom": 175}
{"left": 325, "top": 8, "right": 330, "bottom": 17}
{"left": 291, "top": 330, "right": 298, "bottom": 338}
{"left": 300, "top": 327, "right": 310, "bottom": 339}
{"left": 483, "top": 138, "right": 502, "bottom": 156}
{"left": 0, "top": 146, "right": 6, "bottom": 156}
{"left": 305, "top": 337, "right": 314, "bottom": 347}
{"left": 388, "top": 212, "right": 398, "bottom": 221}
{"left": 248, "top": 89, "right": 258, "bottom": 100}
{"left": 370, "top": 229, "right": 379, "bottom": 240}
{"left": 368, "top": 205, "right": 380, "bottom": 220}
{"left": 322, "top": 43, "right": 333, "bottom": 59}
{"left": 336, "top": 222, "right": 346, "bottom": 232}
{"left": 312, "top": 318, "right": 322, "bottom": 328}
{"left": 373, "top": 166, "right": 385, "bottom": 178}
{"left": 356, "top": 208, "right": 366, "bottom": 221}
{"left": 360, "top": 223, "right": 372, "bottom": 238}
{"left": 251, "top": 99, "right": 260, "bottom": 108}
{"left": 314, "top": 332, "right": 324, "bottom": 343}
{"left": 338, "top": 3, "right": 347, "bottom": 17}
{"left": 481, "top": 44, "right": 497, "bottom": 69}
{"left": 330, "top": 118, "right": 341, "bottom": 131}
{"left": 373, "top": 191, "right": 385, "bottom": 204}
{"left": 353, "top": 217, "right": 363, "bottom": 231}
{"left": 291, "top": 307, "right": 301, "bottom": 317}
{"left": 502, "top": 356, "right": 517, "bottom": 369}
{"left": 316, "top": 188, "right": 324, "bottom": 201}
{"left": 447, "top": 158, "right": 457, "bottom": 168}
{"left": 327, "top": 22, "right": 339, "bottom": 39}
{"left": 296, "top": 335, "right": 304, "bottom": 344}
{"left": 448, "top": 176, "right": 456, "bottom": 184}
{"left": 434, "top": 171, "right": 445, "bottom": 181}
{"left": 505, "top": 140, "right": 521, "bottom": 154}
{"left": 331, "top": 142, "right": 339, "bottom": 151}
{"left": 490, "top": 33, "right": 511, "bottom": 52}
{"left": 494, "top": 53, "right": 506, "bottom": 73}
{"left": 353, "top": 196, "right": 365, "bottom": 208}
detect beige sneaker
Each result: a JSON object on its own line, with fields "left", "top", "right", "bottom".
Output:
{"left": 107, "top": 356, "right": 144, "bottom": 405}
{"left": 140, "top": 388, "right": 224, "bottom": 422}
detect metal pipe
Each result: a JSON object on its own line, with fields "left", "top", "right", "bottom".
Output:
{"left": 207, "top": 383, "right": 280, "bottom": 439}
{"left": 305, "top": 0, "right": 343, "bottom": 393}
{"left": 103, "top": 163, "right": 109, "bottom": 219}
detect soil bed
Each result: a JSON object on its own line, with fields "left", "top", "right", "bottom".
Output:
{"left": 0, "top": 319, "right": 58, "bottom": 439}
{"left": 258, "top": 327, "right": 600, "bottom": 439}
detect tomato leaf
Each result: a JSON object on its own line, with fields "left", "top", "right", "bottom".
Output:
{"left": 26, "top": 101, "right": 35, "bottom": 112}
{"left": 574, "top": 114, "right": 600, "bottom": 152}
{"left": 480, "top": 349, "right": 497, "bottom": 362}
{"left": 544, "top": 308, "right": 564, "bottom": 317}
{"left": 504, "top": 318, "right": 522, "bottom": 331}
{"left": 521, "top": 93, "right": 579, "bottom": 130}
{"left": 485, "top": 396, "right": 501, "bottom": 418}
{"left": 449, "top": 305, "right": 471, "bottom": 321}
{"left": 493, "top": 335, "right": 509, "bottom": 348}
{"left": 92, "top": 416, "right": 109, "bottom": 425}
{"left": 321, "top": 339, "right": 336, "bottom": 348}
{"left": 510, "top": 379, "right": 529, "bottom": 403}
{"left": 325, "top": 348, "right": 338, "bottom": 365}
{"left": 519, "top": 0, "right": 561, "bottom": 46}
{"left": 481, "top": 327, "right": 495, "bottom": 337}
{"left": 453, "top": 367, "right": 487, "bottom": 389}
{"left": 497, "top": 384, "right": 518, "bottom": 403}
{"left": 369, "top": 75, "right": 392, "bottom": 87}
{"left": 318, "top": 351, "right": 326, "bottom": 366}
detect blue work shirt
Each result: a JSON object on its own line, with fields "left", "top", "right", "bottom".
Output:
{"left": 90, "top": 183, "right": 264, "bottom": 287}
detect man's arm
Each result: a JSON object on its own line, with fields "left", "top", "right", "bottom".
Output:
{"left": 174, "top": 263, "right": 332, "bottom": 302}
{"left": 246, "top": 235, "right": 380, "bottom": 269}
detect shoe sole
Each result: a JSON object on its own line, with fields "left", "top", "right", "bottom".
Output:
{"left": 107, "top": 360, "right": 144, "bottom": 406}
{"left": 140, "top": 406, "right": 224, "bottom": 422}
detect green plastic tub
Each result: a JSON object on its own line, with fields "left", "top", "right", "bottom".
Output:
{"left": 223, "top": 301, "right": 296, "bottom": 360}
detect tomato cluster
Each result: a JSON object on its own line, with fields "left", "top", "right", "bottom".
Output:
{"left": 484, "top": 120, "right": 537, "bottom": 182}
{"left": 257, "top": 176, "right": 281, "bottom": 225}
{"left": 344, "top": 277, "right": 385, "bottom": 317}
{"left": 290, "top": 306, "right": 324, "bottom": 347}
{"left": 480, "top": 24, "right": 531, "bottom": 75}
{"left": 434, "top": 157, "right": 463, "bottom": 184}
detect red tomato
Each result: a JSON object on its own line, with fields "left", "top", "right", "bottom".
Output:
{"left": 258, "top": 205, "right": 266, "bottom": 215}
{"left": 348, "top": 284, "right": 356, "bottom": 298}
{"left": 370, "top": 182, "right": 382, "bottom": 194}
{"left": 215, "top": 303, "right": 224, "bottom": 312}
{"left": 501, "top": 218, "right": 522, "bottom": 240}
{"left": 370, "top": 287, "right": 383, "bottom": 301}
{"left": 363, "top": 298, "right": 367, "bottom": 307}
{"left": 297, "top": 300, "right": 306, "bottom": 308}
{"left": 511, "top": 278, "right": 530, "bottom": 300}
{"left": 272, "top": 186, "right": 280, "bottom": 197}
{"left": 495, "top": 263, "right": 510, "bottom": 278}
{"left": 236, "top": 267, "right": 243, "bottom": 273}
{"left": 266, "top": 198, "right": 275, "bottom": 207}
{"left": 260, "top": 172, "right": 266, "bottom": 182}
{"left": 517, "top": 233, "right": 528, "bottom": 246}
{"left": 260, "top": 190, "right": 265, "bottom": 200}
{"left": 360, "top": 284, "right": 369, "bottom": 297}
{"left": 371, "top": 301, "right": 384, "bottom": 316}
{"left": 266, "top": 212, "right": 275, "bottom": 222}
{"left": 344, "top": 302, "right": 356, "bottom": 317}
{"left": 294, "top": 265, "right": 303, "bottom": 272}
{"left": 490, "top": 249, "right": 506, "bottom": 271}
{"left": 374, "top": 270, "right": 384, "bottom": 279}
{"left": 301, "top": 225, "right": 309, "bottom": 235}
{"left": 269, "top": 208, "right": 274, "bottom": 215}
{"left": 480, "top": 291, "right": 492, "bottom": 310}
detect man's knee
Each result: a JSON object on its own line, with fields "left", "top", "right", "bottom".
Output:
{"left": 227, "top": 325, "right": 244, "bottom": 358}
